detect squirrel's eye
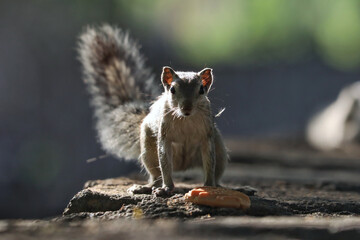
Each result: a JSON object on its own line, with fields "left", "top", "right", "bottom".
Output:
{"left": 170, "top": 86, "right": 176, "bottom": 94}
{"left": 199, "top": 85, "right": 205, "bottom": 95}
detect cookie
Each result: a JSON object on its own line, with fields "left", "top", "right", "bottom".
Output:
{"left": 184, "top": 186, "right": 251, "bottom": 210}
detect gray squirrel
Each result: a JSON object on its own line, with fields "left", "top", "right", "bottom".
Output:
{"left": 78, "top": 25, "right": 228, "bottom": 195}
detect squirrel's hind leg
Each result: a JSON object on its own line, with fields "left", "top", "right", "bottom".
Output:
{"left": 128, "top": 124, "right": 162, "bottom": 195}
{"left": 214, "top": 128, "right": 229, "bottom": 186}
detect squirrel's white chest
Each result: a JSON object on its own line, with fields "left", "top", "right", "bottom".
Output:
{"left": 166, "top": 114, "right": 211, "bottom": 170}
{"left": 167, "top": 114, "right": 210, "bottom": 142}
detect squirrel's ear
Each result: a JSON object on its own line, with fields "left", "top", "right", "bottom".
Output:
{"left": 161, "top": 66, "right": 175, "bottom": 87}
{"left": 198, "top": 68, "right": 213, "bottom": 90}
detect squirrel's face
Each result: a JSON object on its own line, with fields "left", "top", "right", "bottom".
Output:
{"left": 161, "top": 67, "right": 213, "bottom": 117}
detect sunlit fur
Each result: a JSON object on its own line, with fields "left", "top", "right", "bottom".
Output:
{"left": 79, "top": 25, "right": 228, "bottom": 188}
{"left": 78, "top": 25, "right": 159, "bottom": 160}
{"left": 166, "top": 71, "right": 209, "bottom": 118}
{"left": 141, "top": 69, "right": 228, "bottom": 187}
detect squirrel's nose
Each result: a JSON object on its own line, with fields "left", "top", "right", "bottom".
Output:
{"left": 181, "top": 106, "right": 192, "bottom": 116}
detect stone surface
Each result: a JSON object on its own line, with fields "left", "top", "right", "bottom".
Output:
{"left": 60, "top": 171, "right": 360, "bottom": 221}
{"left": 3, "top": 139, "right": 360, "bottom": 239}
{"left": 62, "top": 177, "right": 256, "bottom": 220}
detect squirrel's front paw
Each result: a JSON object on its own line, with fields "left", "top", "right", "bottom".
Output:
{"left": 152, "top": 186, "right": 174, "bottom": 197}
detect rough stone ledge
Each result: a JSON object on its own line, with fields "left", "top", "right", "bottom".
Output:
{"left": 61, "top": 177, "right": 360, "bottom": 221}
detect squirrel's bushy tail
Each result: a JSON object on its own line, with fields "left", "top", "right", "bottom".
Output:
{"left": 78, "top": 25, "right": 158, "bottom": 160}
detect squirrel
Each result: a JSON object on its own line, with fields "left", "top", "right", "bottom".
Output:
{"left": 78, "top": 25, "right": 228, "bottom": 196}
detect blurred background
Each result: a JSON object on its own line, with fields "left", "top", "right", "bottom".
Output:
{"left": 1, "top": 0, "right": 360, "bottom": 219}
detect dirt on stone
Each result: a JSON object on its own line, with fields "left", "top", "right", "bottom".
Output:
{"left": 60, "top": 173, "right": 360, "bottom": 221}
{"left": 3, "top": 140, "right": 360, "bottom": 239}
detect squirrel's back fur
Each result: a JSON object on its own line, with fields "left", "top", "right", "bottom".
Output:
{"left": 78, "top": 25, "right": 159, "bottom": 160}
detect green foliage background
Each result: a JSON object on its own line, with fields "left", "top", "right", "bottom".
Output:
{"left": 98, "top": 0, "right": 360, "bottom": 70}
